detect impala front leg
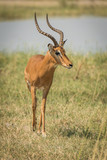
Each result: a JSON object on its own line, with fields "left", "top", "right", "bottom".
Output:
{"left": 31, "top": 86, "right": 37, "bottom": 131}
{"left": 38, "top": 112, "right": 42, "bottom": 134}
{"left": 41, "top": 93, "right": 47, "bottom": 137}
{"left": 39, "top": 87, "right": 50, "bottom": 137}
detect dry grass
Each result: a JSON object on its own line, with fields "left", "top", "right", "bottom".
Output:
{"left": 0, "top": 51, "right": 107, "bottom": 160}
{"left": 0, "top": 0, "right": 107, "bottom": 21}
{"left": 0, "top": 0, "right": 107, "bottom": 7}
{"left": 0, "top": 0, "right": 59, "bottom": 7}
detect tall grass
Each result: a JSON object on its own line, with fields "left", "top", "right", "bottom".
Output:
{"left": 0, "top": 51, "right": 107, "bottom": 159}
{"left": 0, "top": 5, "right": 107, "bottom": 21}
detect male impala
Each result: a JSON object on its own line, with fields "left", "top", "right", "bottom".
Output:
{"left": 24, "top": 13, "right": 73, "bottom": 137}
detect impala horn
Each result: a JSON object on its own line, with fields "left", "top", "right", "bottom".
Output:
{"left": 34, "top": 13, "right": 59, "bottom": 47}
{"left": 46, "top": 14, "right": 65, "bottom": 46}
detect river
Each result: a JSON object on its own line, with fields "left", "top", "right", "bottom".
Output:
{"left": 0, "top": 16, "right": 107, "bottom": 53}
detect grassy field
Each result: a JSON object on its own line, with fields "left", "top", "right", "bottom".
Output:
{"left": 0, "top": 51, "right": 107, "bottom": 159}
{"left": 0, "top": 0, "right": 107, "bottom": 21}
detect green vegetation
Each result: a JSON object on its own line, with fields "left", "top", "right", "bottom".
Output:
{"left": 0, "top": 3, "right": 107, "bottom": 21}
{"left": 0, "top": 51, "right": 107, "bottom": 159}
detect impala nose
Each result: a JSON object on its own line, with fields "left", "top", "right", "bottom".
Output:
{"left": 69, "top": 64, "right": 73, "bottom": 67}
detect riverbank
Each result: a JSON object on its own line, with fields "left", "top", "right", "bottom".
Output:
{"left": 0, "top": 1, "right": 107, "bottom": 21}
{"left": 0, "top": 51, "right": 107, "bottom": 159}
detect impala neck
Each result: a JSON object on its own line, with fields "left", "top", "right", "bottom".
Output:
{"left": 43, "top": 51, "right": 58, "bottom": 70}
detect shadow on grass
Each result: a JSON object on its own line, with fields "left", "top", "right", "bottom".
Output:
{"left": 58, "top": 126, "right": 106, "bottom": 140}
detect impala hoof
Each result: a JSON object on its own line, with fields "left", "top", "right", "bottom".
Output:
{"left": 37, "top": 130, "right": 41, "bottom": 134}
{"left": 33, "top": 127, "right": 36, "bottom": 131}
{"left": 42, "top": 132, "right": 46, "bottom": 137}
{"left": 32, "top": 124, "right": 36, "bottom": 131}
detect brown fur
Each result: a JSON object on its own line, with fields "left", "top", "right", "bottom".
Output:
{"left": 24, "top": 45, "right": 73, "bottom": 136}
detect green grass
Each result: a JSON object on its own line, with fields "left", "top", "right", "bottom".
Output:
{"left": 0, "top": 51, "right": 107, "bottom": 159}
{"left": 0, "top": 5, "right": 107, "bottom": 21}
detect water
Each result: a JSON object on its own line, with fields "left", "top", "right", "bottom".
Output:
{"left": 0, "top": 16, "right": 107, "bottom": 53}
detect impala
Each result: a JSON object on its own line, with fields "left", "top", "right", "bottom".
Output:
{"left": 24, "top": 13, "right": 73, "bottom": 137}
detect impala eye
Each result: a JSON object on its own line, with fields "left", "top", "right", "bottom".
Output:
{"left": 55, "top": 51, "right": 60, "bottom": 56}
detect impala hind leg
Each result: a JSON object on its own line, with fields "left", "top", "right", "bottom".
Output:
{"left": 31, "top": 86, "right": 37, "bottom": 131}
{"left": 27, "top": 80, "right": 31, "bottom": 92}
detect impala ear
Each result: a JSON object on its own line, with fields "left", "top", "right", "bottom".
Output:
{"left": 47, "top": 43, "right": 54, "bottom": 53}
{"left": 63, "top": 39, "right": 67, "bottom": 46}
